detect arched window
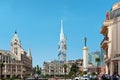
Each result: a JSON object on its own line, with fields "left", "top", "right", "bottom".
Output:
{"left": 14, "top": 47, "right": 18, "bottom": 55}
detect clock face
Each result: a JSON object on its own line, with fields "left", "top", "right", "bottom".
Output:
{"left": 14, "top": 42, "right": 17, "bottom": 45}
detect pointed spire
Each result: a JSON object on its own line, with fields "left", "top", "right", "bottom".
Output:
{"left": 61, "top": 19, "right": 64, "bottom": 34}
{"left": 28, "top": 48, "right": 31, "bottom": 57}
{"left": 15, "top": 31, "right": 17, "bottom": 34}
{"left": 60, "top": 19, "right": 65, "bottom": 41}
{"left": 15, "top": 30, "right": 17, "bottom": 34}
{"left": 11, "top": 31, "right": 21, "bottom": 46}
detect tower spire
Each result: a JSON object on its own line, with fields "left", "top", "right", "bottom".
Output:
{"left": 61, "top": 19, "right": 63, "bottom": 34}
{"left": 58, "top": 20, "right": 67, "bottom": 62}
{"left": 28, "top": 48, "right": 32, "bottom": 60}
{"left": 60, "top": 20, "right": 65, "bottom": 41}
{"left": 28, "top": 48, "right": 31, "bottom": 57}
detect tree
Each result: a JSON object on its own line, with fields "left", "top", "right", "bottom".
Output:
{"left": 63, "top": 64, "right": 67, "bottom": 80}
{"left": 95, "top": 57, "right": 100, "bottom": 74}
{"left": 69, "top": 63, "right": 78, "bottom": 78}
{"left": 36, "top": 65, "right": 41, "bottom": 75}
{"left": 33, "top": 65, "right": 41, "bottom": 78}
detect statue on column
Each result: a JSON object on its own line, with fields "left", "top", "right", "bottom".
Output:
{"left": 84, "top": 37, "right": 87, "bottom": 47}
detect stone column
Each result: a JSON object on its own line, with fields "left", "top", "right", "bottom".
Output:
{"left": 4, "top": 64, "right": 7, "bottom": 79}
{"left": 16, "top": 65, "right": 17, "bottom": 76}
{"left": 83, "top": 46, "right": 88, "bottom": 71}
{"left": 110, "top": 61, "right": 113, "bottom": 75}
{"left": 106, "top": 64, "right": 108, "bottom": 74}
{"left": 21, "top": 66, "right": 23, "bottom": 79}
{"left": 118, "top": 61, "right": 120, "bottom": 75}
{"left": 10, "top": 64, "right": 12, "bottom": 78}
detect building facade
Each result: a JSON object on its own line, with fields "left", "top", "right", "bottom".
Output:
{"left": 0, "top": 32, "right": 32, "bottom": 79}
{"left": 43, "top": 60, "right": 67, "bottom": 76}
{"left": 43, "top": 59, "right": 83, "bottom": 77}
{"left": 100, "top": 2, "right": 120, "bottom": 75}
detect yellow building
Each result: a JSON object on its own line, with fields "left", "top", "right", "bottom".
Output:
{"left": 100, "top": 2, "right": 120, "bottom": 75}
{"left": 0, "top": 32, "right": 32, "bottom": 79}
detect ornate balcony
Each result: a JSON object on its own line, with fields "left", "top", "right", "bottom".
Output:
{"left": 101, "top": 37, "right": 109, "bottom": 48}
{"left": 104, "top": 54, "right": 108, "bottom": 60}
{"left": 100, "top": 20, "right": 112, "bottom": 34}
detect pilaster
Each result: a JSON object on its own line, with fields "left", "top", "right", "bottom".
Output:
{"left": 118, "top": 61, "right": 120, "bottom": 75}
{"left": 21, "top": 66, "right": 23, "bottom": 79}
{"left": 110, "top": 61, "right": 113, "bottom": 75}
{"left": 16, "top": 65, "right": 17, "bottom": 75}
{"left": 106, "top": 64, "right": 108, "bottom": 74}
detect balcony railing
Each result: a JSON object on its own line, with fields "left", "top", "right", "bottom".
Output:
{"left": 111, "top": 54, "right": 120, "bottom": 58}
{"left": 100, "top": 20, "right": 113, "bottom": 34}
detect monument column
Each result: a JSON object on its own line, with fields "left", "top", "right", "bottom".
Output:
{"left": 83, "top": 37, "right": 88, "bottom": 71}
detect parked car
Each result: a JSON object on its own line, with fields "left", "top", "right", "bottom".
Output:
{"left": 80, "top": 75, "right": 90, "bottom": 80}
{"left": 73, "top": 77, "right": 80, "bottom": 80}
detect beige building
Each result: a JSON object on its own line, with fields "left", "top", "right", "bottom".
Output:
{"left": 100, "top": 2, "right": 120, "bottom": 75}
{"left": 42, "top": 59, "right": 83, "bottom": 77}
{"left": 0, "top": 32, "right": 32, "bottom": 79}
{"left": 43, "top": 60, "right": 67, "bottom": 76}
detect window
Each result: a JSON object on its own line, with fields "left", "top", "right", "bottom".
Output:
{"left": 14, "top": 42, "right": 17, "bottom": 45}
{"left": 14, "top": 47, "right": 18, "bottom": 55}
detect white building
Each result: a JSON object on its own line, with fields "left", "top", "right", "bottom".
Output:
{"left": 100, "top": 2, "right": 120, "bottom": 75}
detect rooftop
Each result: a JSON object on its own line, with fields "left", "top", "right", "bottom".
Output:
{"left": 112, "top": 2, "right": 120, "bottom": 11}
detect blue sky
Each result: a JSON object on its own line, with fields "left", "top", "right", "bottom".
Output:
{"left": 0, "top": 0, "right": 119, "bottom": 67}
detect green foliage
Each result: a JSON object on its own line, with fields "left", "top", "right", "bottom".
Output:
{"left": 0, "top": 62, "right": 4, "bottom": 67}
{"left": 79, "top": 71, "right": 83, "bottom": 76}
{"left": 33, "top": 65, "right": 42, "bottom": 76}
{"left": 83, "top": 71, "right": 87, "bottom": 74}
{"left": 91, "top": 72, "right": 96, "bottom": 76}
{"left": 95, "top": 57, "right": 100, "bottom": 74}
{"left": 63, "top": 64, "right": 67, "bottom": 80}
{"left": 69, "top": 63, "right": 78, "bottom": 78}
{"left": 95, "top": 58, "right": 100, "bottom": 63}
{"left": 44, "top": 74, "right": 50, "bottom": 78}
{"left": 10, "top": 75, "right": 19, "bottom": 80}
{"left": 63, "top": 64, "right": 67, "bottom": 73}
{"left": 36, "top": 65, "right": 41, "bottom": 75}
